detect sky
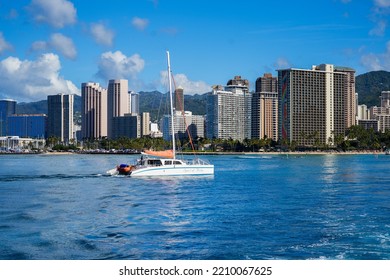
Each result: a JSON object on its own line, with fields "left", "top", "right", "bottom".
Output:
{"left": 0, "top": 0, "right": 390, "bottom": 102}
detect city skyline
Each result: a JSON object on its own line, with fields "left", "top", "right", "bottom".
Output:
{"left": 0, "top": 0, "right": 389, "bottom": 103}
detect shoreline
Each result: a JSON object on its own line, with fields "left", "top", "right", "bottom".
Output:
{"left": 0, "top": 150, "right": 385, "bottom": 156}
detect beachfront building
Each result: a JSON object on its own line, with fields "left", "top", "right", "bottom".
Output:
{"left": 277, "top": 64, "right": 356, "bottom": 147}
{"left": 161, "top": 111, "right": 204, "bottom": 141}
{"left": 111, "top": 114, "right": 140, "bottom": 139}
{"left": 252, "top": 73, "right": 278, "bottom": 141}
{"left": 8, "top": 114, "right": 47, "bottom": 138}
{"left": 81, "top": 82, "right": 108, "bottom": 139}
{"left": 0, "top": 136, "right": 45, "bottom": 151}
{"left": 252, "top": 92, "right": 278, "bottom": 141}
{"left": 0, "top": 99, "right": 16, "bottom": 137}
{"left": 207, "top": 76, "right": 252, "bottom": 141}
{"left": 107, "top": 79, "right": 129, "bottom": 139}
{"left": 47, "top": 94, "right": 74, "bottom": 143}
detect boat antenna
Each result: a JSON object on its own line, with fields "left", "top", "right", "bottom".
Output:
{"left": 167, "top": 51, "right": 176, "bottom": 160}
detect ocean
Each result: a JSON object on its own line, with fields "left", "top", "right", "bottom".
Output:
{"left": 0, "top": 153, "right": 389, "bottom": 260}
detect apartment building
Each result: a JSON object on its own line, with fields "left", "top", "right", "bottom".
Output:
{"left": 81, "top": 82, "right": 108, "bottom": 139}
{"left": 107, "top": 79, "right": 129, "bottom": 139}
{"left": 207, "top": 76, "right": 251, "bottom": 141}
{"left": 47, "top": 94, "right": 74, "bottom": 142}
{"left": 252, "top": 73, "right": 278, "bottom": 141}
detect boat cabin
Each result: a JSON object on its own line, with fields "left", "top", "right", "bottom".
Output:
{"left": 140, "top": 158, "right": 184, "bottom": 166}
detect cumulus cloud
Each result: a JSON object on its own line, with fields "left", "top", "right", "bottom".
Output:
{"left": 0, "top": 32, "right": 13, "bottom": 54}
{"left": 370, "top": 0, "right": 390, "bottom": 36}
{"left": 49, "top": 33, "right": 77, "bottom": 59}
{"left": 132, "top": 17, "right": 149, "bottom": 31}
{"left": 90, "top": 23, "right": 115, "bottom": 46}
{"left": 27, "top": 0, "right": 77, "bottom": 28}
{"left": 96, "top": 51, "right": 145, "bottom": 81}
{"left": 0, "top": 53, "right": 79, "bottom": 102}
{"left": 160, "top": 71, "right": 211, "bottom": 94}
{"left": 361, "top": 41, "right": 390, "bottom": 71}
{"left": 30, "top": 33, "right": 76, "bottom": 59}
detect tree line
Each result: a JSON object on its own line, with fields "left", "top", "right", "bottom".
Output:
{"left": 45, "top": 125, "right": 390, "bottom": 152}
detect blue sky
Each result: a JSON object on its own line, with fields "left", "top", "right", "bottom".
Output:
{"left": 0, "top": 0, "right": 389, "bottom": 102}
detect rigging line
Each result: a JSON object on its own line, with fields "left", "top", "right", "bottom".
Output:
{"left": 170, "top": 72, "right": 197, "bottom": 158}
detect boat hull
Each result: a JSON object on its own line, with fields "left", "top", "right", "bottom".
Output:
{"left": 129, "top": 164, "right": 214, "bottom": 177}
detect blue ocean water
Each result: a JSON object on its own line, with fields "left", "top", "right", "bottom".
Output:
{"left": 0, "top": 153, "right": 390, "bottom": 260}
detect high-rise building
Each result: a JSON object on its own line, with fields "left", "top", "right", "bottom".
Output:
{"left": 111, "top": 114, "right": 140, "bottom": 139}
{"left": 174, "top": 87, "right": 184, "bottom": 111}
{"left": 207, "top": 76, "right": 251, "bottom": 141}
{"left": 380, "top": 91, "right": 390, "bottom": 108}
{"left": 47, "top": 94, "right": 74, "bottom": 143}
{"left": 252, "top": 73, "right": 278, "bottom": 141}
{"left": 255, "top": 73, "right": 278, "bottom": 93}
{"left": 141, "top": 112, "right": 150, "bottom": 137}
{"left": 81, "top": 82, "right": 107, "bottom": 139}
{"left": 0, "top": 99, "right": 16, "bottom": 136}
{"left": 277, "top": 64, "right": 355, "bottom": 146}
{"left": 252, "top": 92, "right": 278, "bottom": 141}
{"left": 129, "top": 91, "right": 140, "bottom": 115}
{"left": 357, "top": 104, "right": 369, "bottom": 120}
{"left": 161, "top": 111, "right": 204, "bottom": 141}
{"left": 334, "top": 66, "right": 356, "bottom": 129}
{"left": 8, "top": 114, "right": 47, "bottom": 138}
{"left": 107, "top": 79, "right": 129, "bottom": 139}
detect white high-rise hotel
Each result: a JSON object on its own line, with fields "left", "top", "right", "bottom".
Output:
{"left": 206, "top": 76, "right": 252, "bottom": 141}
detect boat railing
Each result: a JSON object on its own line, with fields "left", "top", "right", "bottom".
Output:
{"left": 188, "top": 158, "right": 212, "bottom": 165}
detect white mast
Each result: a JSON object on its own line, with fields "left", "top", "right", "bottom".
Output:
{"left": 167, "top": 51, "right": 176, "bottom": 159}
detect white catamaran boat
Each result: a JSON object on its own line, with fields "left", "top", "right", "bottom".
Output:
{"left": 108, "top": 51, "right": 214, "bottom": 177}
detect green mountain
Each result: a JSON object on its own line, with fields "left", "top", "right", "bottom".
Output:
{"left": 16, "top": 95, "right": 82, "bottom": 114}
{"left": 139, "top": 91, "right": 208, "bottom": 121}
{"left": 356, "top": 70, "right": 390, "bottom": 107}
{"left": 15, "top": 92, "right": 208, "bottom": 121}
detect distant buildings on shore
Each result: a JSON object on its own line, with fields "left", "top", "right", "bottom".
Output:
{"left": 3, "top": 62, "right": 390, "bottom": 151}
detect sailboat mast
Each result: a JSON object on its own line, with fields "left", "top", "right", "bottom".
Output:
{"left": 167, "top": 51, "right": 176, "bottom": 160}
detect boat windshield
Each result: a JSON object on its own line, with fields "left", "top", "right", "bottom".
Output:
{"left": 146, "top": 159, "right": 162, "bottom": 166}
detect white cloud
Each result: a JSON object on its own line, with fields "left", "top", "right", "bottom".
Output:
{"left": 30, "top": 33, "right": 76, "bottom": 60}
{"left": 27, "top": 0, "right": 77, "bottom": 28}
{"left": 49, "top": 33, "right": 77, "bottom": 59}
{"left": 30, "top": 40, "right": 47, "bottom": 52}
{"left": 370, "top": 0, "right": 390, "bottom": 36}
{"left": 0, "top": 53, "right": 79, "bottom": 102}
{"left": 96, "top": 51, "right": 145, "bottom": 81}
{"left": 361, "top": 41, "right": 390, "bottom": 71}
{"left": 274, "top": 57, "right": 291, "bottom": 69}
{"left": 369, "top": 19, "right": 387, "bottom": 36}
{"left": 0, "top": 32, "right": 13, "bottom": 54}
{"left": 374, "top": 0, "right": 390, "bottom": 8}
{"left": 90, "top": 23, "right": 114, "bottom": 46}
{"left": 160, "top": 71, "right": 211, "bottom": 94}
{"left": 132, "top": 17, "right": 149, "bottom": 31}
